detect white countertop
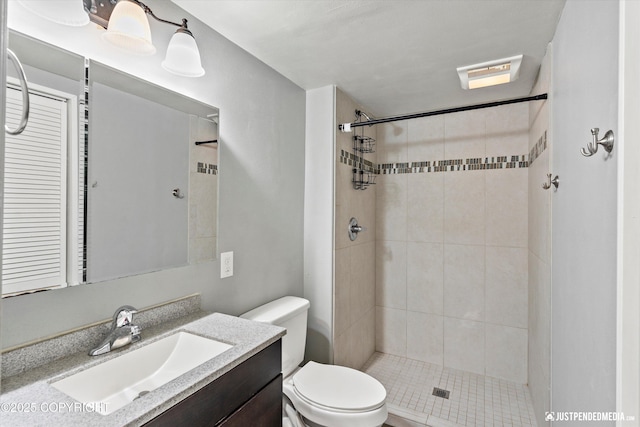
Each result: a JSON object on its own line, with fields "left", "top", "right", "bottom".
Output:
{"left": 0, "top": 312, "right": 285, "bottom": 426}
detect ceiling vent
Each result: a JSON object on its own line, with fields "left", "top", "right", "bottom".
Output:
{"left": 457, "top": 55, "right": 523, "bottom": 90}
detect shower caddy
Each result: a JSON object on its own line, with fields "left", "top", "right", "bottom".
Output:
{"left": 352, "top": 109, "right": 376, "bottom": 190}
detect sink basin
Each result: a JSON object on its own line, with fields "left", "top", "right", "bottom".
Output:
{"left": 51, "top": 331, "right": 233, "bottom": 415}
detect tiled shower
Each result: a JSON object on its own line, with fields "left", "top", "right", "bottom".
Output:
{"left": 333, "top": 68, "right": 550, "bottom": 425}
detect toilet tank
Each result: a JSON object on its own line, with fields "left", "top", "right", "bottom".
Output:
{"left": 240, "top": 296, "right": 310, "bottom": 377}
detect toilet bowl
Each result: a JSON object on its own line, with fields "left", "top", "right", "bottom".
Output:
{"left": 284, "top": 362, "right": 387, "bottom": 427}
{"left": 241, "top": 296, "right": 387, "bottom": 427}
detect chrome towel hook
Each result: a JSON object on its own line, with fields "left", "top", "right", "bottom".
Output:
{"left": 580, "top": 128, "right": 614, "bottom": 157}
{"left": 5, "top": 49, "right": 30, "bottom": 135}
{"left": 542, "top": 173, "right": 559, "bottom": 190}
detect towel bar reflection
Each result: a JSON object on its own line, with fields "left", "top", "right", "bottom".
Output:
{"left": 5, "top": 49, "right": 30, "bottom": 135}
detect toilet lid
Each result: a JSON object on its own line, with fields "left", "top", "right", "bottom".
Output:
{"left": 292, "top": 362, "right": 386, "bottom": 412}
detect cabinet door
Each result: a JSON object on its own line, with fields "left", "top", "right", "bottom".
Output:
{"left": 145, "top": 340, "right": 281, "bottom": 427}
{"left": 219, "top": 375, "right": 282, "bottom": 427}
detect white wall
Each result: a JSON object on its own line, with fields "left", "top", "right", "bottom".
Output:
{"left": 617, "top": 0, "right": 640, "bottom": 422}
{"left": 551, "top": 0, "right": 618, "bottom": 420}
{"left": 303, "top": 85, "right": 335, "bottom": 364}
{"left": 1, "top": 0, "right": 305, "bottom": 349}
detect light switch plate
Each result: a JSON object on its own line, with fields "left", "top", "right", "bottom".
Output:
{"left": 221, "top": 251, "right": 233, "bottom": 278}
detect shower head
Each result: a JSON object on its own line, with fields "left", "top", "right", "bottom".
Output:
{"left": 355, "top": 109, "right": 374, "bottom": 124}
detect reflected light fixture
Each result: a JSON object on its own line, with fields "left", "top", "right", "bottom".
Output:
{"left": 457, "top": 55, "right": 522, "bottom": 90}
{"left": 102, "top": 0, "right": 156, "bottom": 55}
{"left": 85, "top": 0, "right": 205, "bottom": 77}
{"left": 17, "top": 0, "right": 90, "bottom": 26}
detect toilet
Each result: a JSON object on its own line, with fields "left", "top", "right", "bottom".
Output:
{"left": 241, "top": 296, "right": 388, "bottom": 427}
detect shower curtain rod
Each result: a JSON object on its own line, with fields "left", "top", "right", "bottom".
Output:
{"left": 338, "top": 93, "right": 548, "bottom": 132}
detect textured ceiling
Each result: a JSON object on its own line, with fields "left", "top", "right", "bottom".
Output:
{"left": 172, "top": 0, "right": 566, "bottom": 117}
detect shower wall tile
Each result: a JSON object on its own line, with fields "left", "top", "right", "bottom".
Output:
{"left": 351, "top": 185, "right": 377, "bottom": 245}
{"left": 528, "top": 131, "right": 551, "bottom": 261}
{"left": 376, "top": 240, "right": 407, "bottom": 310}
{"left": 333, "top": 89, "right": 377, "bottom": 367}
{"left": 486, "top": 246, "right": 528, "bottom": 329}
{"left": 407, "top": 173, "right": 444, "bottom": 243}
{"left": 373, "top": 102, "right": 530, "bottom": 384}
{"left": 444, "top": 172, "right": 486, "bottom": 245}
{"left": 407, "top": 311, "right": 444, "bottom": 366}
{"left": 485, "top": 168, "right": 528, "bottom": 248}
{"left": 444, "top": 317, "right": 485, "bottom": 375}
{"left": 528, "top": 251, "right": 552, "bottom": 420}
{"left": 444, "top": 244, "right": 485, "bottom": 321}
{"left": 485, "top": 103, "right": 529, "bottom": 157}
{"left": 335, "top": 201, "right": 352, "bottom": 250}
{"left": 485, "top": 324, "right": 528, "bottom": 383}
{"left": 189, "top": 237, "right": 216, "bottom": 264}
{"left": 407, "top": 115, "right": 445, "bottom": 161}
{"left": 362, "top": 307, "right": 376, "bottom": 366}
{"left": 334, "top": 307, "right": 375, "bottom": 370}
{"left": 350, "top": 307, "right": 376, "bottom": 369}
{"left": 376, "top": 306, "right": 407, "bottom": 356}
{"left": 528, "top": 251, "right": 551, "bottom": 371}
{"left": 351, "top": 241, "right": 376, "bottom": 325}
{"left": 376, "top": 175, "right": 408, "bottom": 241}
{"left": 377, "top": 121, "right": 408, "bottom": 164}
{"left": 407, "top": 242, "right": 444, "bottom": 315}
{"left": 188, "top": 115, "right": 218, "bottom": 264}
{"left": 334, "top": 247, "right": 352, "bottom": 337}
{"left": 333, "top": 324, "right": 351, "bottom": 368}
{"left": 444, "top": 109, "right": 486, "bottom": 160}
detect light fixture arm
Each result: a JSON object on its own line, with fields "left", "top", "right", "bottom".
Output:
{"left": 130, "top": 0, "right": 191, "bottom": 32}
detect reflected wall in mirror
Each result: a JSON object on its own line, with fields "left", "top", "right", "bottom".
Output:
{"left": 2, "top": 31, "right": 219, "bottom": 297}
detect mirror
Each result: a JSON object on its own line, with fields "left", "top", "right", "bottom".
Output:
{"left": 2, "top": 31, "right": 219, "bottom": 297}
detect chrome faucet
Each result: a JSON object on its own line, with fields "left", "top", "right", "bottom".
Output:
{"left": 89, "top": 305, "right": 141, "bottom": 356}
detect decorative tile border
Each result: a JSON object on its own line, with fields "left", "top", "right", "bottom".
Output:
{"left": 339, "top": 149, "right": 528, "bottom": 175}
{"left": 197, "top": 162, "right": 218, "bottom": 175}
{"left": 378, "top": 155, "right": 528, "bottom": 174}
{"left": 529, "top": 130, "right": 548, "bottom": 166}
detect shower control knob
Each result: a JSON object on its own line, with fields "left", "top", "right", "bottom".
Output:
{"left": 348, "top": 217, "right": 366, "bottom": 241}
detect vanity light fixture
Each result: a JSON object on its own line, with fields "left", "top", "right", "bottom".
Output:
{"left": 98, "top": 0, "right": 205, "bottom": 77}
{"left": 457, "top": 54, "right": 523, "bottom": 90}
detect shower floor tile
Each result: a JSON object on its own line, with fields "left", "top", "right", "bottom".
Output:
{"left": 363, "top": 352, "right": 537, "bottom": 427}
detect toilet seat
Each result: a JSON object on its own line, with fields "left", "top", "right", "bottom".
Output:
{"left": 292, "top": 362, "right": 386, "bottom": 412}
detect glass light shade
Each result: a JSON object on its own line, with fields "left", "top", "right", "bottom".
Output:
{"left": 17, "top": 0, "right": 90, "bottom": 26}
{"left": 161, "top": 31, "right": 205, "bottom": 77}
{"left": 102, "top": 0, "right": 156, "bottom": 55}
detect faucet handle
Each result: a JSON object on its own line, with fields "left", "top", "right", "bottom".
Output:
{"left": 113, "top": 305, "right": 138, "bottom": 328}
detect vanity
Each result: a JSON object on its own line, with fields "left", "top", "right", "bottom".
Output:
{"left": 0, "top": 297, "right": 285, "bottom": 426}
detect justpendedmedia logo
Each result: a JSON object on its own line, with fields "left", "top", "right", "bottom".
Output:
{"left": 545, "top": 411, "right": 636, "bottom": 422}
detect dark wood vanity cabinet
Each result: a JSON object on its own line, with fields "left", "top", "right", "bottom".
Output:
{"left": 145, "top": 340, "right": 282, "bottom": 427}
